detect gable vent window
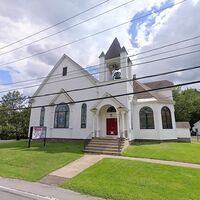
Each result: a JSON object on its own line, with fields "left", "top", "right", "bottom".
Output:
{"left": 62, "top": 67, "right": 67, "bottom": 76}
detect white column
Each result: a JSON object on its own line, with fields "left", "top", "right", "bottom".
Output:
{"left": 96, "top": 111, "right": 99, "bottom": 137}
{"left": 92, "top": 112, "right": 96, "bottom": 137}
{"left": 126, "top": 111, "right": 130, "bottom": 139}
{"left": 121, "top": 111, "right": 125, "bottom": 138}
{"left": 117, "top": 112, "right": 120, "bottom": 138}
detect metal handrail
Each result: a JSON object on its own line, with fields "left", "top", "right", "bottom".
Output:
{"left": 83, "top": 131, "right": 94, "bottom": 150}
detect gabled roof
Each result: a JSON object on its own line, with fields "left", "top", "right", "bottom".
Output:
{"left": 49, "top": 88, "right": 74, "bottom": 105}
{"left": 176, "top": 122, "right": 190, "bottom": 129}
{"left": 194, "top": 120, "right": 200, "bottom": 126}
{"left": 91, "top": 92, "right": 127, "bottom": 111}
{"left": 33, "top": 54, "right": 98, "bottom": 97}
{"left": 105, "top": 38, "right": 122, "bottom": 59}
{"left": 133, "top": 80, "right": 172, "bottom": 102}
{"left": 144, "top": 80, "right": 174, "bottom": 90}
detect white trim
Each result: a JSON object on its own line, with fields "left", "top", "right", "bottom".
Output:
{"left": 91, "top": 92, "right": 127, "bottom": 111}
{"left": 49, "top": 88, "right": 74, "bottom": 105}
{"left": 33, "top": 54, "right": 98, "bottom": 97}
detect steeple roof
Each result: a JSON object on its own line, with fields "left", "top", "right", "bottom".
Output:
{"left": 105, "top": 38, "right": 122, "bottom": 59}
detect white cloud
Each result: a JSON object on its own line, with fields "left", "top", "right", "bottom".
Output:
{"left": 132, "top": 0, "right": 200, "bottom": 89}
{"left": 0, "top": 0, "right": 199, "bottom": 97}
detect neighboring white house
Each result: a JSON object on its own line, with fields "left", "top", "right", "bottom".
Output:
{"left": 193, "top": 120, "right": 200, "bottom": 135}
{"left": 29, "top": 38, "right": 191, "bottom": 141}
{"left": 176, "top": 122, "right": 191, "bottom": 140}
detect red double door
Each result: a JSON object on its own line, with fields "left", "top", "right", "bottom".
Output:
{"left": 106, "top": 118, "right": 118, "bottom": 135}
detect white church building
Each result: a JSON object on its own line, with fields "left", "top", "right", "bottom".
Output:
{"left": 29, "top": 38, "right": 191, "bottom": 142}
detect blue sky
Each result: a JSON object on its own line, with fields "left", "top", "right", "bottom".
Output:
{"left": 129, "top": 0, "right": 174, "bottom": 48}
{"left": 0, "top": 70, "right": 12, "bottom": 84}
{"left": 0, "top": 0, "right": 199, "bottom": 95}
{"left": 0, "top": 0, "right": 175, "bottom": 86}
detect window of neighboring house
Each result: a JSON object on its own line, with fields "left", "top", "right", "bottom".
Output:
{"left": 139, "top": 106, "right": 155, "bottom": 129}
{"left": 161, "top": 106, "right": 173, "bottom": 129}
{"left": 81, "top": 103, "right": 87, "bottom": 128}
{"left": 54, "top": 103, "right": 70, "bottom": 128}
{"left": 40, "top": 107, "right": 45, "bottom": 126}
{"left": 62, "top": 67, "right": 67, "bottom": 76}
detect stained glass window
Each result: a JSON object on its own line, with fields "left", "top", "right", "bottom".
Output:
{"left": 40, "top": 107, "right": 45, "bottom": 126}
{"left": 54, "top": 104, "right": 69, "bottom": 128}
{"left": 140, "top": 107, "right": 154, "bottom": 129}
{"left": 161, "top": 106, "right": 172, "bottom": 129}
{"left": 81, "top": 103, "right": 87, "bottom": 128}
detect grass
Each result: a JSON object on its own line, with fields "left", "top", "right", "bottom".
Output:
{"left": 122, "top": 141, "right": 200, "bottom": 164}
{"left": 63, "top": 158, "right": 200, "bottom": 200}
{"left": 0, "top": 140, "right": 83, "bottom": 181}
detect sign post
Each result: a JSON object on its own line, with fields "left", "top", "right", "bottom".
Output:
{"left": 197, "top": 133, "right": 200, "bottom": 142}
{"left": 28, "top": 126, "right": 47, "bottom": 148}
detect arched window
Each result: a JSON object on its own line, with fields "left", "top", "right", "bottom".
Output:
{"left": 140, "top": 107, "right": 154, "bottom": 129}
{"left": 54, "top": 104, "right": 69, "bottom": 128}
{"left": 40, "top": 107, "right": 45, "bottom": 126}
{"left": 81, "top": 103, "right": 87, "bottom": 128}
{"left": 161, "top": 106, "right": 172, "bottom": 129}
{"left": 107, "top": 106, "right": 116, "bottom": 112}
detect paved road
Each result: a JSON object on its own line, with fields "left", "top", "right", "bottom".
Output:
{"left": 0, "top": 189, "right": 36, "bottom": 200}
{"left": 0, "top": 177, "right": 103, "bottom": 200}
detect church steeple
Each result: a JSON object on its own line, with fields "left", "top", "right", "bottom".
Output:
{"left": 99, "top": 38, "right": 132, "bottom": 82}
{"left": 105, "top": 38, "right": 122, "bottom": 59}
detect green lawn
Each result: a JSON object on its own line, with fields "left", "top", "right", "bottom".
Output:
{"left": 0, "top": 140, "right": 83, "bottom": 181}
{"left": 122, "top": 141, "right": 200, "bottom": 164}
{"left": 64, "top": 158, "right": 200, "bottom": 200}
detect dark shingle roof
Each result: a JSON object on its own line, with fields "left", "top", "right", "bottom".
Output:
{"left": 176, "top": 122, "right": 190, "bottom": 129}
{"left": 99, "top": 51, "right": 105, "bottom": 58}
{"left": 121, "top": 46, "right": 127, "bottom": 53}
{"left": 133, "top": 80, "right": 173, "bottom": 101}
{"left": 144, "top": 80, "right": 174, "bottom": 90}
{"left": 105, "top": 38, "right": 122, "bottom": 59}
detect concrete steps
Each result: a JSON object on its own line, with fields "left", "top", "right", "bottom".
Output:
{"left": 84, "top": 137, "right": 125, "bottom": 155}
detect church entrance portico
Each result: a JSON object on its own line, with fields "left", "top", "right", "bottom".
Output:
{"left": 91, "top": 102, "right": 128, "bottom": 139}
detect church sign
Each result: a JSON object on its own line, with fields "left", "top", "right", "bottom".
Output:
{"left": 32, "top": 126, "right": 46, "bottom": 139}
{"left": 28, "top": 126, "right": 47, "bottom": 147}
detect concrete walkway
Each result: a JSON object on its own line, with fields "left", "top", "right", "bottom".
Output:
{"left": 51, "top": 154, "right": 104, "bottom": 178}
{"left": 40, "top": 154, "right": 104, "bottom": 185}
{"left": 106, "top": 155, "right": 200, "bottom": 169}
{"left": 40, "top": 154, "right": 200, "bottom": 185}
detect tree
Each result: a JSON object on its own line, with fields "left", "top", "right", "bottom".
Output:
{"left": 173, "top": 87, "right": 200, "bottom": 126}
{"left": 0, "top": 91, "right": 30, "bottom": 140}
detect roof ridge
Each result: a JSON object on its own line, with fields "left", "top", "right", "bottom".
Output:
{"left": 105, "top": 38, "right": 122, "bottom": 59}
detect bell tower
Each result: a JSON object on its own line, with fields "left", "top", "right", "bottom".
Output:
{"left": 99, "top": 38, "right": 132, "bottom": 82}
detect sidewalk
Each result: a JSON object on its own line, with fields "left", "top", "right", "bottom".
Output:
{"left": 0, "top": 176, "right": 103, "bottom": 200}
{"left": 107, "top": 155, "right": 200, "bottom": 169}
{"left": 40, "top": 153, "right": 200, "bottom": 186}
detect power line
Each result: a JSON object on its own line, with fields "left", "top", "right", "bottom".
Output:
{"left": 0, "top": 64, "right": 199, "bottom": 102}
{"left": 128, "top": 35, "right": 200, "bottom": 56}
{"left": 0, "top": 45, "right": 200, "bottom": 94}
{"left": 0, "top": 0, "right": 137, "bottom": 57}
{"left": 0, "top": 80, "right": 199, "bottom": 112}
{"left": 0, "top": 30, "right": 200, "bottom": 85}
{"left": 133, "top": 42, "right": 200, "bottom": 61}
{"left": 1, "top": 30, "right": 200, "bottom": 88}
{"left": 0, "top": 0, "right": 109, "bottom": 50}
{"left": 0, "top": 0, "right": 186, "bottom": 68}
{"left": 30, "top": 65, "right": 200, "bottom": 99}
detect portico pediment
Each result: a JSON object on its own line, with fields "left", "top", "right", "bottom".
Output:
{"left": 49, "top": 88, "right": 74, "bottom": 105}
{"left": 90, "top": 92, "right": 128, "bottom": 112}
